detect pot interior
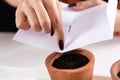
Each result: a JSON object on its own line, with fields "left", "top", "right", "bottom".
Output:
{"left": 52, "top": 50, "right": 89, "bottom": 69}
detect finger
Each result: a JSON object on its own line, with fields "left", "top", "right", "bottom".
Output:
{"left": 16, "top": 7, "right": 30, "bottom": 30}
{"left": 31, "top": 0, "right": 51, "bottom": 33}
{"left": 68, "top": 0, "right": 106, "bottom": 11}
{"left": 43, "top": 0, "right": 64, "bottom": 50}
{"left": 56, "top": 0, "right": 62, "bottom": 16}
{"left": 55, "top": 23, "right": 64, "bottom": 50}
{"left": 68, "top": 1, "right": 94, "bottom": 11}
{"left": 50, "top": 0, "right": 61, "bottom": 36}
{"left": 56, "top": 0, "right": 64, "bottom": 50}
{"left": 22, "top": 1, "right": 41, "bottom": 32}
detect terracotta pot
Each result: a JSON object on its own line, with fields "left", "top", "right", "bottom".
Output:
{"left": 110, "top": 60, "right": 120, "bottom": 80}
{"left": 45, "top": 48, "right": 95, "bottom": 80}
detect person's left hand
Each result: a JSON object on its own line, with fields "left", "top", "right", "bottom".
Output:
{"left": 68, "top": 0, "right": 106, "bottom": 11}
{"left": 68, "top": 0, "right": 120, "bottom": 36}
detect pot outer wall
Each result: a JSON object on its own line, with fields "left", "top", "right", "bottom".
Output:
{"left": 45, "top": 48, "right": 95, "bottom": 80}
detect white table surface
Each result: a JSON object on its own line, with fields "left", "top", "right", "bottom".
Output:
{"left": 0, "top": 32, "right": 120, "bottom": 78}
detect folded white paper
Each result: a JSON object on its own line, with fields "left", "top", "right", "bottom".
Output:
{"left": 13, "top": 0, "right": 117, "bottom": 52}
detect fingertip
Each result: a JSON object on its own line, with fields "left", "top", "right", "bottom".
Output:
{"left": 50, "top": 27, "right": 54, "bottom": 36}
{"left": 54, "top": 29, "right": 64, "bottom": 50}
{"left": 16, "top": 20, "right": 30, "bottom": 30}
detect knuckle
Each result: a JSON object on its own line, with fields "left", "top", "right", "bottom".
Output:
{"left": 52, "top": 18, "right": 60, "bottom": 30}
{"left": 53, "top": 18, "right": 58, "bottom": 24}
{"left": 16, "top": 22, "right": 23, "bottom": 29}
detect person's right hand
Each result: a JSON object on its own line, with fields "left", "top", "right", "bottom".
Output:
{"left": 15, "top": 0, "right": 64, "bottom": 50}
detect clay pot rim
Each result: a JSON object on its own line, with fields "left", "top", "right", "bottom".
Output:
{"left": 45, "top": 48, "right": 95, "bottom": 72}
{"left": 110, "top": 60, "right": 120, "bottom": 79}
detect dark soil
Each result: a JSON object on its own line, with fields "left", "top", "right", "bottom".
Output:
{"left": 52, "top": 51, "right": 89, "bottom": 69}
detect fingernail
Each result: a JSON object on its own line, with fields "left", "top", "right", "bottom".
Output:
{"left": 68, "top": 3, "right": 77, "bottom": 7}
{"left": 58, "top": 40, "right": 64, "bottom": 50}
{"left": 50, "top": 27, "right": 54, "bottom": 36}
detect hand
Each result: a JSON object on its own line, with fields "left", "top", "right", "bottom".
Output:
{"left": 68, "top": 0, "right": 120, "bottom": 36}
{"left": 68, "top": 0, "right": 106, "bottom": 11}
{"left": 16, "top": 0, "right": 64, "bottom": 50}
